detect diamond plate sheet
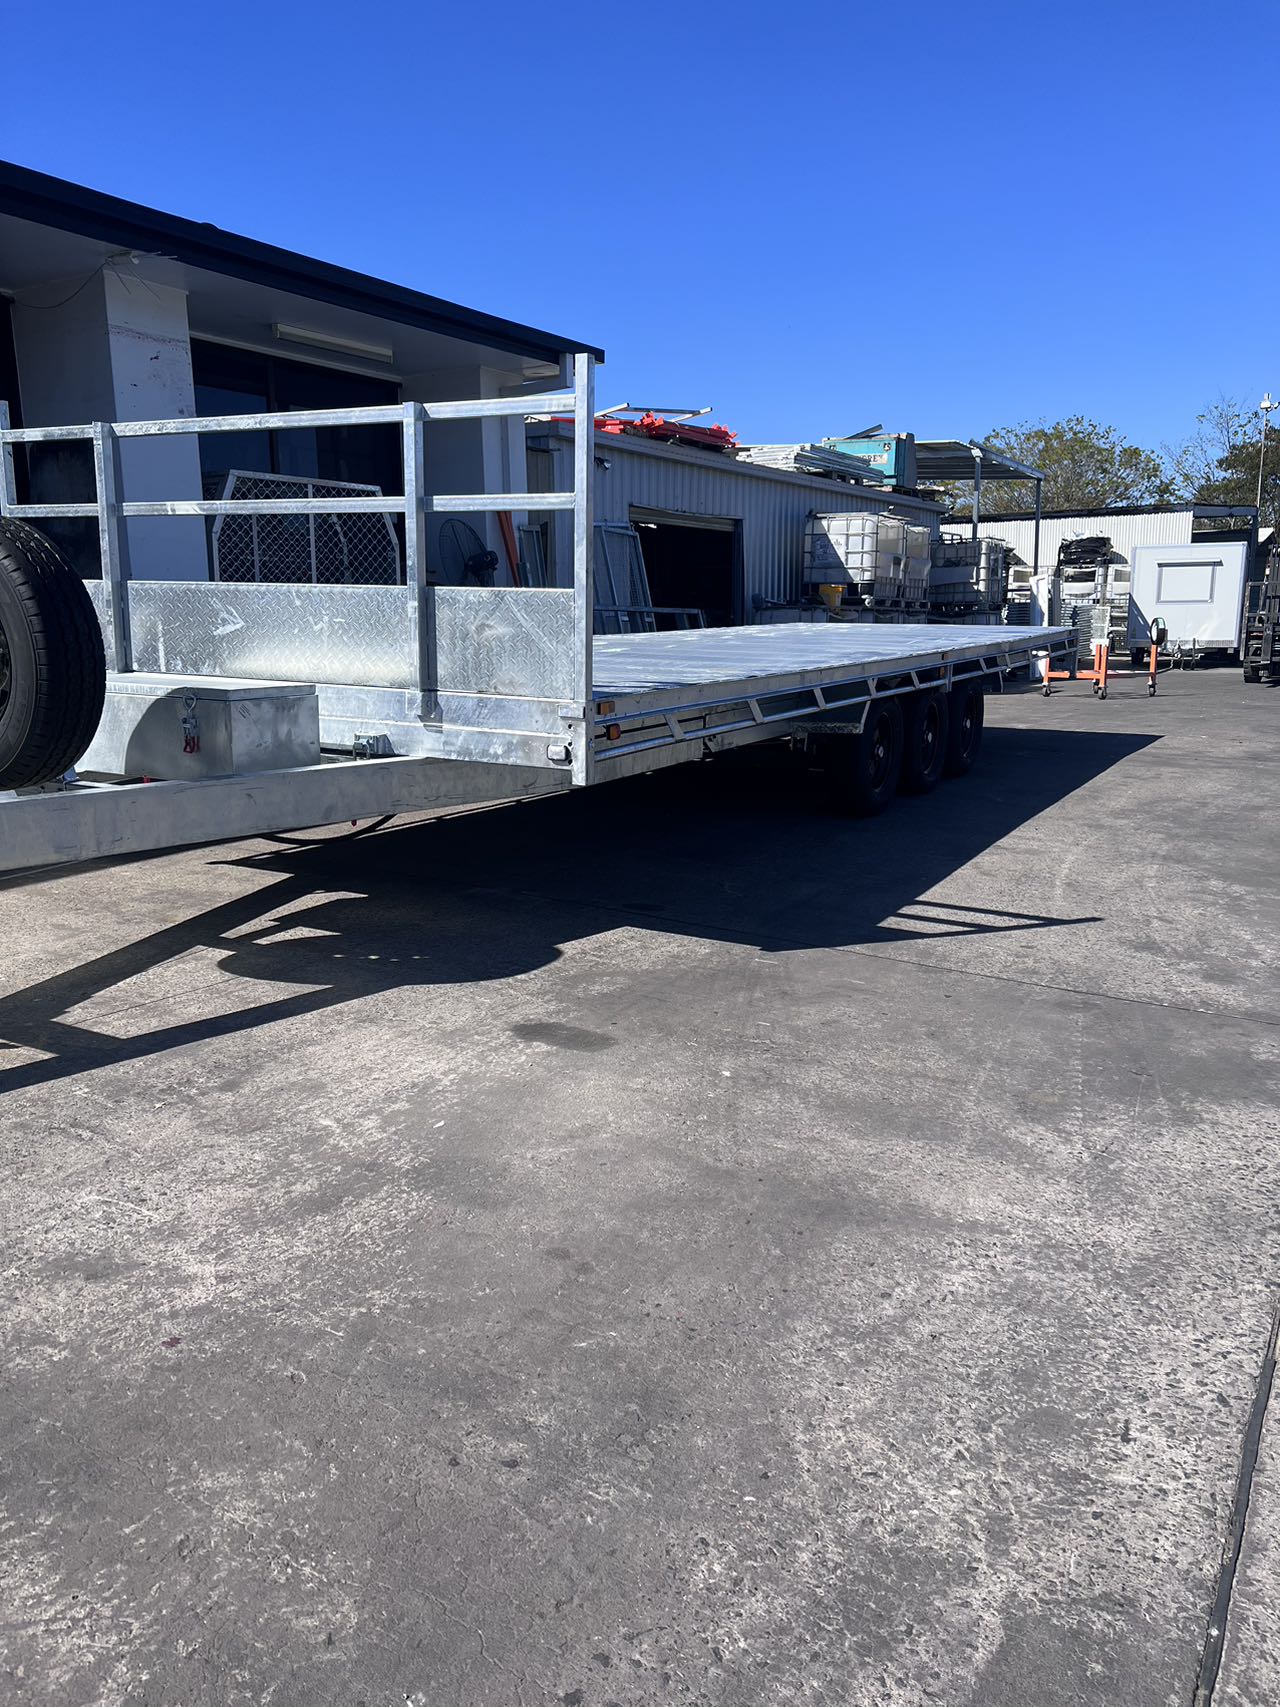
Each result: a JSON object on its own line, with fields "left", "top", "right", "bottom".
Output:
{"left": 123, "top": 581, "right": 417, "bottom": 688}
{"left": 434, "top": 587, "right": 575, "bottom": 700}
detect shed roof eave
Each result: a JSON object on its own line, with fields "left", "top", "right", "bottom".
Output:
{"left": 530, "top": 421, "right": 946, "bottom": 511}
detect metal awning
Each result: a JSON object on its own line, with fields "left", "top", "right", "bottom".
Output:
{"left": 914, "top": 439, "right": 1044, "bottom": 484}
{"left": 913, "top": 439, "right": 1045, "bottom": 559}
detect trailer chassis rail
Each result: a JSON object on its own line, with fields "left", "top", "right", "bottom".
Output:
{"left": 0, "top": 757, "right": 571, "bottom": 875}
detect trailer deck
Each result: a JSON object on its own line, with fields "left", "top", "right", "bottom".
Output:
{"left": 589, "top": 621, "right": 1072, "bottom": 770}
{"left": 594, "top": 621, "right": 1058, "bottom": 696}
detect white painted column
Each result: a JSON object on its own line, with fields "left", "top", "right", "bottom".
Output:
{"left": 102, "top": 270, "right": 206, "bottom": 579}
{"left": 12, "top": 267, "right": 207, "bottom": 578}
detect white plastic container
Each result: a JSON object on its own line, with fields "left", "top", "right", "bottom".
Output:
{"left": 929, "top": 534, "right": 1009, "bottom": 609}
{"left": 804, "top": 513, "right": 908, "bottom": 598}
{"left": 903, "top": 524, "right": 932, "bottom": 603}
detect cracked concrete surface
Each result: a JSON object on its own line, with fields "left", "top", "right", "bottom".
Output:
{"left": 1, "top": 669, "right": 1278, "bottom": 1706}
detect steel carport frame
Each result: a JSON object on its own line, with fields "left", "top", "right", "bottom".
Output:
{"left": 915, "top": 439, "right": 1046, "bottom": 592}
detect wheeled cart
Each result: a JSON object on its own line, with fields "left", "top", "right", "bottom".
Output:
{"left": 1042, "top": 616, "right": 1167, "bottom": 700}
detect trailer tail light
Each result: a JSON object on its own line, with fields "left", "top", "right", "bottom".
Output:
{"left": 605, "top": 723, "right": 622, "bottom": 741}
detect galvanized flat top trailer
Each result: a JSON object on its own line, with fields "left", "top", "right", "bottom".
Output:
{"left": 0, "top": 357, "right": 1074, "bottom": 874}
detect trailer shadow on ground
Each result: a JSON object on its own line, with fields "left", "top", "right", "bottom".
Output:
{"left": 0, "top": 725, "right": 1156, "bottom": 1092}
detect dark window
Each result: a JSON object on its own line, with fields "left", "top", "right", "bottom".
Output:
{"left": 2, "top": 296, "right": 101, "bottom": 570}
{"left": 0, "top": 297, "right": 20, "bottom": 429}
{"left": 191, "top": 340, "right": 401, "bottom": 497}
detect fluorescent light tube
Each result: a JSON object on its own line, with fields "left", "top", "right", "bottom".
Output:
{"left": 273, "top": 322, "right": 394, "bottom": 363}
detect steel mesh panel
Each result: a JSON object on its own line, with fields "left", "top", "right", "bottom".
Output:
{"left": 594, "top": 525, "right": 652, "bottom": 608}
{"left": 124, "top": 581, "right": 417, "bottom": 688}
{"left": 207, "top": 471, "right": 401, "bottom": 585}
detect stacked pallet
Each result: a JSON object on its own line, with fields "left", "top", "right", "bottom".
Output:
{"left": 734, "top": 444, "right": 875, "bottom": 481}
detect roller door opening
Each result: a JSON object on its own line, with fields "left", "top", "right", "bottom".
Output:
{"left": 630, "top": 509, "right": 742, "bottom": 629}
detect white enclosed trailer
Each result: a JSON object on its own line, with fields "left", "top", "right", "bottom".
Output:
{"left": 0, "top": 358, "right": 1074, "bottom": 874}
{"left": 1125, "top": 540, "right": 1251, "bottom": 662}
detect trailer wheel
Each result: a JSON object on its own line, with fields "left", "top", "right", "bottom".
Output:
{"left": 943, "top": 681, "right": 984, "bottom": 777}
{"left": 1244, "top": 665, "right": 1261, "bottom": 683}
{"left": 0, "top": 520, "right": 106, "bottom": 789}
{"left": 837, "top": 698, "right": 903, "bottom": 816}
{"left": 900, "top": 689, "right": 949, "bottom": 794}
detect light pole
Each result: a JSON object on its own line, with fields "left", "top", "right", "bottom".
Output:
{"left": 1258, "top": 393, "right": 1276, "bottom": 514}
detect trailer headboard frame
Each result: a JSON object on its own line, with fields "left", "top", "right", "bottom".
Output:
{"left": 0, "top": 355, "right": 600, "bottom": 783}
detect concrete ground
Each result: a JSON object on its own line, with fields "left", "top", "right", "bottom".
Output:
{"left": 2, "top": 668, "right": 1279, "bottom": 1707}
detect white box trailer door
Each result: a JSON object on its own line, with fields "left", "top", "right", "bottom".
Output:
{"left": 1127, "top": 541, "right": 1249, "bottom": 653}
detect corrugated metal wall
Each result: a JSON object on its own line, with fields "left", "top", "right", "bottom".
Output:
{"left": 958, "top": 509, "right": 1195, "bottom": 571}
{"left": 532, "top": 426, "right": 942, "bottom": 616}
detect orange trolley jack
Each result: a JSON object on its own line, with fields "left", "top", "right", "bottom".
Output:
{"left": 1043, "top": 617, "right": 1168, "bottom": 700}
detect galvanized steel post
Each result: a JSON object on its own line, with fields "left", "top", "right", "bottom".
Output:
{"left": 970, "top": 444, "right": 982, "bottom": 542}
{"left": 402, "top": 401, "right": 434, "bottom": 715}
{"left": 1033, "top": 476, "right": 1044, "bottom": 622}
{"left": 0, "top": 402, "right": 16, "bottom": 517}
{"left": 92, "top": 422, "right": 132, "bottom": 672}
{"left": 572, "top": 352, "right": 595, "bottom": 785}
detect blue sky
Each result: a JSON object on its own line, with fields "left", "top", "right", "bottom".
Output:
{"left": 3, "top": 0, "right": 1276, "bottom": 452}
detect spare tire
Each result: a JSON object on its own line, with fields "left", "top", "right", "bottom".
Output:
{"left": 0, "top": 519, "right": 107, "bottom": 788}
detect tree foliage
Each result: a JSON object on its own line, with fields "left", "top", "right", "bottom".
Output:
{"left": 1167, "top": 397, "right": 1280, "bottom": 530}
{"left": 945, "top": 416, "right": 1176, "bottom": 516}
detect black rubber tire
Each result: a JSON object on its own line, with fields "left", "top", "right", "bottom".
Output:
{"left": 900, "top": 689, "right": 949, "bottom": 794}
{"left": 0, "top": 520, "right": 107, "bottom": 789}
{"left": 943, "top": 681, "right": 984, "bottom": 777}
{"left": 834, "top": 698, "right": 903, "bottom": 816}
{"left": 1244, "top": 665, "right": 1261, "bottom": 683}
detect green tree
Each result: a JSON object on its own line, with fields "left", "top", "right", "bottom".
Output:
{"left": 1168, "top": 397, "right": 1280, "bottom": 530}
{"left": 946, "top": 416, "right": 1176, "bottom": 516}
